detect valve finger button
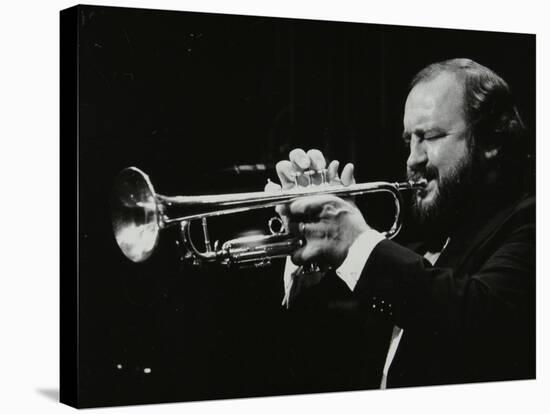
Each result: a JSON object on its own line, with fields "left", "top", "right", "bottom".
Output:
{"left": 316, "top": 169, "right": 328, "bottom": 185}
{"left": 290, "top": 171, "right": 302, "bottom": 188}
{"left": 304, "top": 170, "right": 315, "bottom": 187}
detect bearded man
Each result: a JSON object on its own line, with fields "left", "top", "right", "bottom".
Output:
{"left": 268, "top": 58, "right": 535, "bottom": 389}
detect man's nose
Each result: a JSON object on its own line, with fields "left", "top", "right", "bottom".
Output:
{"left": 406, "top": 138, "right": 427, "bottom": 171}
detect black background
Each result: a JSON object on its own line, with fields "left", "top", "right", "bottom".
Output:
{"left": 74, "top": 5, "right": 535, "bottom": 407}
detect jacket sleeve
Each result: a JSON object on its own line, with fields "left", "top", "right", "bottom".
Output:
{"left": 353, "top": 222, "right": 535, "bottom": 334}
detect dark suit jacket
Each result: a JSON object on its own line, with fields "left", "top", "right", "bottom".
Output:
{"left": 354, "top": 192, "right": 535, "bottom": 387}
{"left": 284, "top": 192, "right": 535, "bottom": 390}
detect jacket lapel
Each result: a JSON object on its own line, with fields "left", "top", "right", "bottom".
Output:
{"left": 434, "top": 194, "right": 532, "bottom": 270}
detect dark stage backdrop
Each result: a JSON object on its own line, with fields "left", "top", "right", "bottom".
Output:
{"left": 74, "top": 5, "right": 535, "bottom": 407}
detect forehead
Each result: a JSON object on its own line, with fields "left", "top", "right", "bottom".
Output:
{"left": 404, "top": 72, "right": 466, "bottom": 130}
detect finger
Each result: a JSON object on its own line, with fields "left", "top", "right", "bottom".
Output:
{"left": 300, "top": 221, "right": 328, "bottom": 239}
{"left": 264, "top": 179, "right": 282, "bottom": 192}
{"left": 289, "top": 148, "right": 311, "bottom": 187}
{"left": 274, "top": 208, "right": 291, "bottom": 233}
{"left": 289, "top": 195, "right": 337, "bottom": 218}
{"left": 327, "top": 160, "right": 341, "bottom": 184}
{"left": 275, "top": 203, "right": 290, "bottom": 218}
{"left": 276, "top": 160, "right": 297, "bottom": 189}
{"left": 286, "top": 217, "right": 328, "bottom": 236}
{"left": 291, "top": 241, "right": 324, "bottom": 266}
{"left": 289, "top": 148, "right": 311, "bottom": 170}
{"left": 307, "top": 149, "right": 327, "bottom": 170}
{"left": 341, "top": 163, "right": 356, "bottom": 186}
{"left": 285, "top": 217, "right": 301, "bottom": 235}
{"left": 306, "top": 149, "right": 328, "bottom": 185}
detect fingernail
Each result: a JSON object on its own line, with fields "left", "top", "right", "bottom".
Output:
{"left": 298, "top": 156, "right": 310, "bottom": 169}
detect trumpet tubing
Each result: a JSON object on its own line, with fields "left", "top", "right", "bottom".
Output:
{"left": 111, "top": 167, "right": 426, "bottom": 265}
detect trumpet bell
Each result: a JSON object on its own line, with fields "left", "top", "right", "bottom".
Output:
{"left": 111, "top": 167, "right": 160, "bottom": 262}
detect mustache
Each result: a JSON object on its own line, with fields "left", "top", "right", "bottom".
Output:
{"left": 407, "top": 165, "right": 439, "bottom": 182}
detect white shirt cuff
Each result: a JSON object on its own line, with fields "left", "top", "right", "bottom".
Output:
{"left": 335, "top": 228, "right": 385, "bottom": 291}
{"left": 282, "top": 256, "right": 299, "bottom": 308}
{"left": 281, "top": 228, "right": 385, "bottom": 306}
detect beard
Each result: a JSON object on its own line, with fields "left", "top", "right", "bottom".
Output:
{"left": 407, "top": 150, "right": 480, "bottom": 248}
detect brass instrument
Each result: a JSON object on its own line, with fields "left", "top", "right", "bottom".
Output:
{"left": 111, "top": 166, "right": 426, "bottom": 266}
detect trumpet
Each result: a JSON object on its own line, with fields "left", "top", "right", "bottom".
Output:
{"left": 111, "top": 166, "right": 426, "bottom": 267}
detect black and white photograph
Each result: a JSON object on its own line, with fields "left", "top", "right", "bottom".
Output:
{"left": 59, "top": 4, "right": 536, "bottom": 408}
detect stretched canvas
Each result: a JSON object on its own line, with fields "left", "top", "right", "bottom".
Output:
{"left": 60, "top": 4, "right": 535, "bottom": 408}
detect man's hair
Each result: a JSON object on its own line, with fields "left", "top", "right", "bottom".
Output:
{"left": 409, "top": 58, "right": 530, "bottom": 187}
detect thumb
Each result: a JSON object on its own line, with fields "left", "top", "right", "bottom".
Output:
{"left": 264, "top": 179, "right": 282, "bottom": 192}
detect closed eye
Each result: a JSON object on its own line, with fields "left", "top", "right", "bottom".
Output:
{"left": 424, "top": 133, "right": 447, "bottom": 141}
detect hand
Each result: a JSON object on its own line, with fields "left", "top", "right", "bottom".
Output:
{"left": 271, "top": 148, "right": 356, "bottom": 190}
{"left": 287, "top": 194, "right": 368, "bottom": 267}
{"left": 265, "top": 148, "right": 369, "bottom": 268}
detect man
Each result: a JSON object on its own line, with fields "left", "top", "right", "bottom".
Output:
{"left": 267, "top": 58, "right": 535, "bottom": 389}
